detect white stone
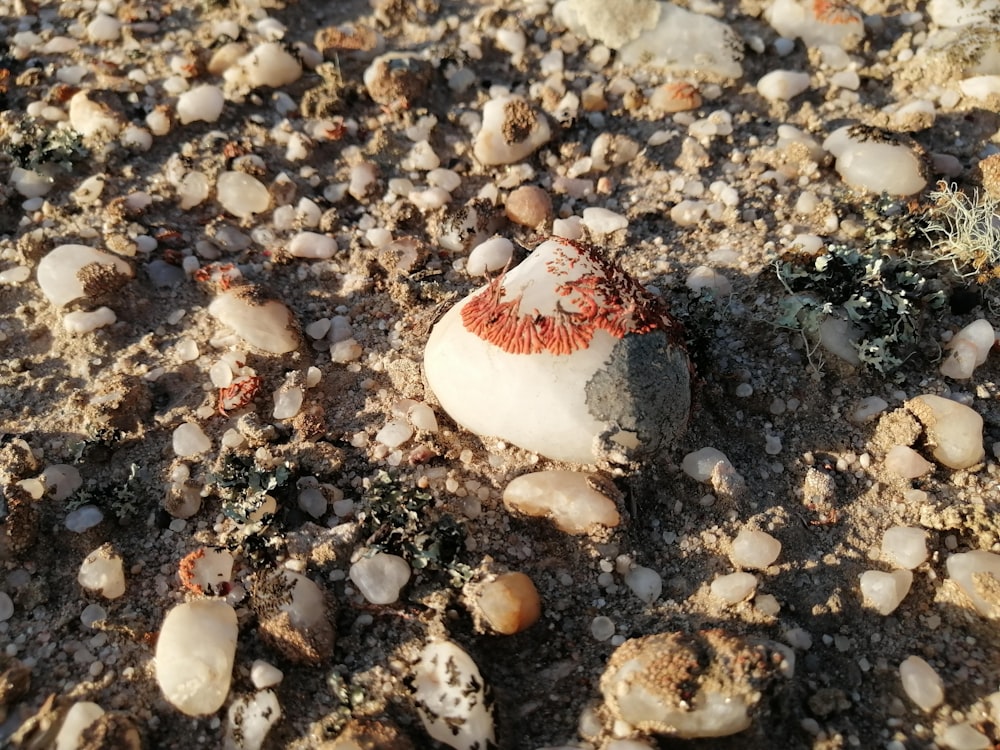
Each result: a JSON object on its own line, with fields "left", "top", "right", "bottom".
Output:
{"left": 467, "top": 236, "right": 514, "bottom": 276}
{"left": 65, "top": 505, "right": 103, "bottom": 533}
{"left": 947, "top": 550, "right": 1000, "bottom": 617}
{"left": 68, "top": 91, "right": 123, "bottom": 138}
{"left": 11, "top": 167, "right": 53, "bottom": 198}
{"left": 581, "top": 207, "right": 628, "bottom": 235}
{"left": 224, "top": 690, "right": 281, "bottom": 750}
{"left": 178, "top": 172, "right": 211, "bottom": 209}
{"left": 473, "top": 95, "right": 551, "bottom": 166}
{"left": 884, "top": 445, "right": 934, "bottom": 479}
{"left": 177, "top": 85, "right": 225, "bottom": 124}
{"left": 408, "top": 402, "right": 439, "bottom": 432}
{"left": 64, "top": 307, "right": 117, "bottom": 334}
{"left": 682, "top": 447, "right": 730, "bottom": 482}
{"left": 0, "top": 592, "right": 13, "bottom": 622}
{"left": 273, "top": 386, "right": 303, "bottom": 419}
{"left": 41, "top": 464, "right": 82, "bottom": 501}
{"left": 552, "top": 0, "right": 661, "bottom": 49}
{"left": 350, "top": 553, "right": 411, "bottom": 604}
{"left": 173, "top": 422, "right": 211, "bottom": 457}
{"left": 250, "top": 660, "right": 283, "bottom": 689}
{"left": 155, "top": 600, "right": 238, "bottom": 716}
{"left": 899, "top": 655, "right": 944, "bottom": 711}
{"left": 941, "top": 319, "right": 995, "bottom": 379}
{"left": 939, "top": 723, "right": 991, "bottom": 750}
{"left": 686, "top": 266, "right": 733, "bottom": 296}
{"left": 907, "top": 394, "right": 985, "bottom": 469}
{"left": 289, "top": 232, "right": 337, "bottom": 259}
{"left": 375, "top": 419, "right": 413, "bottom": 448}
{"left": 730, "top": 529, "right": 781, "bottom": 569}
{"left": 859, "top": 569, "right": 912, "bottom": 615}
{"left": 617, "top": 3, "right": 744, "bottom": 79}
{"left": 757, "top": 70, "right": 811, "bottom": 100}
{"left": 710, "top": 572, "right": 758, "bottom": 603}
{"left": 765, "top": 0, "right": 864, "bottom": 49}
{"left": 208, "top": 286, "right": 300, "bottom": 355}
{"left": 37, "top": 245, "right": 133, "bottom": 307}
{"left": 78, "top": 544, "right": 126, "bottom": 599}
{"left": 624, "top": 566, "right": 662, "bottom": 604}
{"left": 349, "top": 162, "right": 378, "bottom": 202}
{"left": 87, "top": 14, "right": 121, "bottom": 42}
{"left": 413, "top": 640, "right": 496, "bottom": 750}
{"left": 228, "top": 42, "right": 302, "bottom": 88}
{"left": 504, "top": 470, "right": 620, "bottom": 535}
{"left": 55, "top": 702, "right": 105, "bottom": 750}
{"left": 217, "top": 172, "right": 270, "bottom": 218}
{"left": 882, "top": 526, "right": 929, "bottom": 569}
{"left": 823, "top": 126, "right": 927, "bottom": 196}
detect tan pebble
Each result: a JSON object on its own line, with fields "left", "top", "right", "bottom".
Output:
{"left": 650, "top": 81, "right": 702, "bottom": 113}
{"left": 977, "top": 153, "right": 1000, "bottom": 201}
{"left": 474, "top": 572, "right": 542, "bottom": 635}
{"left": 505, "top": 185, "right": 553, "bottom": 228}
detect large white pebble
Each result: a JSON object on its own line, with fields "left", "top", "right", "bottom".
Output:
{"left": 503, "top": 470, "right": 620, "bottom": 535}
{"left": 173, "top": 422, "right": 211, "bottom": 457}
{"left": 78, "top": 544, "right": 126, "bottom": 599}
{"left": 350, "top": 553, "right": 411, "bottom": 604}
{"left": 217, "top": 171, "right": 271, "bottom": 218}
{"left": 710, "top": 572, "right": 758, "bottom": 603}
{"left": 289, "top": 231, "right": 337, "bottom": 259}
{"left": 939, "top": 723, "right": 991, "bottom": 750}
{"left": 730, "top": 529, "right": 781, "bottom": 569}
{"left": 881, "top": 526, "right": 928, "bottom": 570}
{"left": 466, "top": 236, "right": 513, "bottom": 276}
{"left": 946, "top": 550, "right": 1000, "bottom": 617}
{"left": 55, "top": 702, "right": 105, "bottom": 750}
{"left": 757, "top": 70, "right": 810, "bottom": 100}
{"left": 37, "top": 244, "right": 133, "bottom": 306}
{"left": 884, "top": 445, "right": 934, "bottom": 479}
{"left": 824, "top": 126, "right": 926, "bottom": 196}
{"left": 473, "top": 95, "right": 551, "bottom": 166}
{"left": 899, "top": 655, "right": 944, "bottom": 711}
{"left": 941, "top": 319, "right": 995, "bottom": 379}
{"left": 859, "top": 569, "right": 912, "bottom": 615}
{"left": 209, "top": 286, "right": 300, "bottom": 354}
{"left": 413, "top": 640, "right": 496, "bottom": 750}
{"left": 907, "top": 394, "right": 984, "bottom": 469}
{"left": 224, "top": 690, "right": 281, "bottom": 750}
{"left": 155, "top": 600, "right": 238, "bottom": 716}
{"left": 177, "top": 84, "right": 225, "bottom": 124}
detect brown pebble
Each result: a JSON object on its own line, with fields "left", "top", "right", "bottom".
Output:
{"left": 472, "top": 571, "right": 542, "bottom": 635}
{"left": 505, "top": 185, "right": 553, "bottom": 229}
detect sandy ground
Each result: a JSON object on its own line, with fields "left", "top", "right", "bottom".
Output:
{"left": 1, "top": 0, "right": 1000, "bottom": 748}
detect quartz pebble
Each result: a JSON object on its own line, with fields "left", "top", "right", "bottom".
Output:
{"left": 78, "top": 544, "right": 126, "bottom": 599}
{"left": 217, "top": 172, "right": 271, "bottom": 218}
{"left": 824, "top": 126, "right": 927, "bottom": 196}
{"left": 473, "top": 95, "right": 551, "bottom": 166}
{"left": 412, "top": 640, "right": 496, "bottom": 750}
{"left": 730, "top": 529, "right": 781, "bottom": 569}
{"left": 68, "top": 91, "right": 124, "bottom": 138}
{"left": 224, "top": 690, "right": 281, "bottom": 750}
{"left": 505, "top": 185, "right": 553, "bottom": 228}
{"left": 0, "top": 592, "right": 13, "bottom": 622}
{"left": 173, "top": 422, "right": 211, "bottom": 457}
{"left": 466, "top": 236, "right": 514, "bottom": 276}
{"left": 470, "top": 571, "right": 542, "bottom": 634}
{"left": 624, "top": 566, "right": 662, "bottom": 604}
{"left": 884, "top": 445, "right": 934, "bottom": 479}
{"left": 64, "top": 307, "right": 117, "bottom": 334}
{"left": 37, "top": 245, "right": 133, "bottom": 307}
{"left": 946, "top": 550, "right": 1000, "bottom": 617}
{"left": 227, "top": 42, "right": 303, "bottom": 89}
{"left": 209, "top": 286, "right": 300, "bottom": 354}
{"left": 273, "top": 386, "right": 303, "bottom": 419}
{"left": 859, "top": 569, "right": 913, "bottom": 615}
{"left": 177, "top": 84, "right": 225, "bottom": 124}
{"left": 906, "top": 394, "right": 985, "bottom": 469}
{"left": 682, "top": 447, "right": 732, "bottom": 482}
{"left": 289, "top": 231, "right": 337, "bottom": 259}
{"left": 503, "top": 471, "right": 620, "bottom": 535}
{"left": 939, "top": 724, "right": 992, "bottom": 750}
{"left": 55, "top": 702, "right": 105, "bottom": 750}
{"left": 250, "top": 660, "right": 283, "bottom": 689}
{"left": 350, "top": 553, "right": 411, "bottom": 604}
{"left": 155, "top": 600, "right": 238, "bottom": 716}
{"left": 255, "top": 570, "right": 335, "bottom": 664}
{"left": 425, "top": 238, "right": 691, "bottom": 464}
{"left": 710, "top": 572, "right": 758, "bottom": 604}
{"left": 940, "top": 319, "right": 995, "bottom": 379}
{"left": 899, "top": 655, "right": 944, "bottom": 711}
{"left": 881, "top": 527, "right": 929, "bottom": 569}
{"left": 757, "top": 70, "right": 810, "bottom": 101}
{"left": 65, "top": 505, "right": 104, "bottom": 533}
{"left": 581, "top": 207, "right": 628, "bottom": 235}
{"left": 42, "top": 464, "right": 82, "bottom": 500}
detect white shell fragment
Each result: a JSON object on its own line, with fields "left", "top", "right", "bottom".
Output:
{"left": 424, "top": 238, "right": 691, "bottom": 464}
{"left": 906, "top": 394, "right": 985, "bottom": 469}
{"left": 899, "top": 655, "right": 945, "bottom": 711}
{"left": 78, "top": 544, "right": 126, "bottom": 599}
{"left": 940, "top": 319, "right": 995, "bottom": 379}
{"left": 37, "top": 245, "right": 133, "bottom": 307}
{"left": 208, "top": 286, "right": 300, "bottom": 354}
{"left": 155, "top": 600, "right": 239, "bottom": 716}
{"left": 946, "top": 550, "right": 1000, "bottom": 617}
{"left": 473, "top": 95, "right": 551, "bottom": 166}
{"left": 823, "top": 126, "right": 927, "bottom": 196}
{"left": 503, "top": 470, "right": 620, "bottom": 534}
{"left": 412, "top": 639, "right": 496, "bottom": 750}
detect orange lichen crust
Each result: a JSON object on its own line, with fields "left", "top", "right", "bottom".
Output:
{"left": 178, "top": 548, "right": 206, "bottom": 594}
{"left": 460, "top": 237, "right": 685, "bottom": 356}
{"left": 812, "top": 0, "right": 861, "bottom": 25}
{"left": 218, "top": 374, "right": 260, "bottom": 415}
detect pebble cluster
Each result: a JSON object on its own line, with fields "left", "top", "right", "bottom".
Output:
{"left": 1, "top": 0, "right": 1000, "bottom": 748}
